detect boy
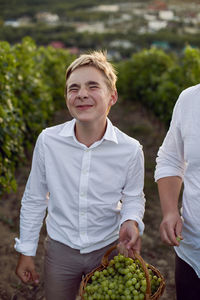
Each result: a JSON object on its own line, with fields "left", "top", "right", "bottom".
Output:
{"left": 15, "top": 51, "right": 145, "bottom": 300}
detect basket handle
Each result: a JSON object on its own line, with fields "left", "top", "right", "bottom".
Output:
{"left": 101, "top": 244, "right": 151, "bottom": 299}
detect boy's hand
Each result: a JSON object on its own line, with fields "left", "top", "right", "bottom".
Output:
{"left": 16, "top": 254, "right": 39, "bottom": 284}
{"left": 118, "top": 220, "right": 141, "bottom": 257}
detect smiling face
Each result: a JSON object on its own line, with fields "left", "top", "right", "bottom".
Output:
{"left": 66, "top": 65, "right": 117, "bottom": 126}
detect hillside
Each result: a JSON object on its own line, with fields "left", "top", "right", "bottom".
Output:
{"left": 0, "top": 99, "right": 176, "bottom": 300}
{"left": 0, "top": 0, "right": 194, "bottom": 19}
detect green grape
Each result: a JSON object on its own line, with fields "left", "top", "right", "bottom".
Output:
{"left": 138, "top": 273, "right": 144, "bottom": 279}
{"left": 111, "top": 293, "right": 116, "bottom": 300}
{"left": 91, "top": 275, "right": 96, "bottom": 281}
{"left": 129, "top": 285, "right": 134, "bottom": 292}
{"left": 115, "top": 262, "right": 121, "bottom": 269}
{"left": 94, "top": 271, "right": 100, "bottom": 278}
{"left": 126, "top": 279, "right": 132, "bottom": 287}
{"left": 133, "top": 290, "right": 139, "bottom": 296}
{"left": 140, "top": 285, "right": 146, "bottom": 293}
{"left": 109, "top": 259, "right": 115, "bottom": 266}
{"left": 103, "top": 269, "right": 108, "bottom": 276}
{"left": 135, "top": 282, "right": 141, "bottom": 290}
{"left": 124, "top": 289, "right": 131, "bottom": 296}
{"left": 141, "top": 279, "right": 146, "bottom": 286}
{"left": 107, "top": 290, "right": 112, "bottom": 296}
{"left": 139, "top": 293, "right": 145, "bottom": 300}
{"left": 132, "top": 277, "right": 137, "bottom": 285}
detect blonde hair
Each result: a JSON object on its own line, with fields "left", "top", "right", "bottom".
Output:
{"left": 65, "top": 50, "right": 117, "bottom": 98}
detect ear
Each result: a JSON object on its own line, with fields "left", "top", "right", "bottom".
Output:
{"left": 110, "top": 90, "right": 118, "bottom": 106}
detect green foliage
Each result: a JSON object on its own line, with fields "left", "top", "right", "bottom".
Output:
{"left": 0, "top": 37, "right": 74, "bottom": 196}
{"left": 0, "top": 41, "right": 24, "bottom": 194}
{"left": 118, "top": 47, "right": 174, "bottom": 103}
{"left": 181, "top": 46, "right": 200, "bottom": 86}
{"left": 37, "top": 45, "right": 75, "bottom": 108}
{"left": 117, "top": 46, "right": 200, "bottom": 126}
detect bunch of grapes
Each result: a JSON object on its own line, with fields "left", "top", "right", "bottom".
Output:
{"left": 83, "top": 253, "right": 161, "bottom": 300}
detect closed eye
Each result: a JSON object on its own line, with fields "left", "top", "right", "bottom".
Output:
{"left": 89, "top": 85, "right": 98, "bottom": 89}
{"left": 68, "top": 86, "right": 79, "bottom": 92}
{"left": 69, "top": 87, "right": 78, "bottom": 91}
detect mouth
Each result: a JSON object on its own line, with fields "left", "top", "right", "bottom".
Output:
{"left": 76, "top": 105, "right": 93, "bottom": 110}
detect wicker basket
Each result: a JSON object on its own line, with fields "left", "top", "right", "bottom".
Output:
{"left": 79, "top": 245, "right": 165, "bottom": 300}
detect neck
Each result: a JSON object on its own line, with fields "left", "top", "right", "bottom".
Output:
{"left": 75, "top": 119, "right": 107, "bottom": 147}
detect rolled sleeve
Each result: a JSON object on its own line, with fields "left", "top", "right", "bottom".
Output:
{"left": 155, "top": 100, "right": 186, "bottom": 182}
{"left": 120, "top": 144, "right": 145, "bottom": 235}
{"left": 14, "top": 131, "right": 48, "bottom": 256}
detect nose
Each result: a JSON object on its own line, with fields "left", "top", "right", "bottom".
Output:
{"left": 77, "top": 86, "right": 88, "bottom": 99}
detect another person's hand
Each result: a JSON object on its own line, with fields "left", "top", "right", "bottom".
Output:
{"left": 16, "top": 254, "right": 39, "bottom": 284}
{"left": 118, "top": 220, "right": 141, "bottom": 257}
{"left": 160, "top": 212, "right": 183, "bottom": 246}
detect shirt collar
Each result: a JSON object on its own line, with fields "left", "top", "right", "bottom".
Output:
{"left": 58, "top": 118, "right": 118, "bottom": 144}
{"left": 103, "top": 118, "right": 118, "bottom": 144}
{"left": 58, "top": 119, "right": 76, "bottom": 138}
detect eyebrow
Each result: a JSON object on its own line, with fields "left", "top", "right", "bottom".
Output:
{"left": 68, "top": 83, "right": 79, "bottom": 90}
{"left": 87, "top": 81, "right": 100, "bottom": 86}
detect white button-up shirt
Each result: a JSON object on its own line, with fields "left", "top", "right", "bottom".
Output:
{"left": 155, "top": 84, "right": 200, "bottom": 277}
{"left": 15, "top": 118, "right": 145, "bottom": 256}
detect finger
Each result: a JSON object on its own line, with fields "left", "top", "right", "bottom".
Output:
{"left": 117, "top": 242, "right": 124, "bottom": 254}
{"left": 17, "top": 270, "right": 31, "bottom": 283}
{"left": 175, "top": 219, "right": 183, "bottom": 241}
{"left": 160, "top": 224, "right": 175, "bottom": 246}
{"left": 117, "top": 242, "right": 128, "bottom": 257}
{"left": 30, "top": 269, "right": 40, "bottom": 284}
{"left": 165, "top": 226, "right": 179, "bottom": 246}
{"left": 24, "top": 271, "right": 31, "bottom": 282}
{"left": 126, "top": 236, "right": 137, "bottom": 250}
{"left": 128, "top": 241, "right": 141, "bottom": 258}
{"left": 123, "top": 248, "right": 129, "bottom": 257}
{"left": 131, "top": 237, "right": 141, "bottom": 254}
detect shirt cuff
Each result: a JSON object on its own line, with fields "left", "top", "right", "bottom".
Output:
{"left": 14, "top": 238, "right": 38, "bottom": 256}
{"left": 120, "top": 216, "right": 145, "bottom": 236}
{"left": 154, "top": 166, "right": 184, "bottom": 182}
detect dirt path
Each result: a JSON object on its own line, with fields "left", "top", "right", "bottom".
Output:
{"left": 0, "top": 100, "right": 176, "bottom": 300}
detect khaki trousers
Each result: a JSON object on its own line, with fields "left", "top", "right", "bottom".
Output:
{"left": 44, "top": 236, "right": 118, "bottom": 300}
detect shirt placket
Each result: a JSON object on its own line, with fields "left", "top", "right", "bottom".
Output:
{"left": 79, "top": 148, "right": 91, "bottom": 244}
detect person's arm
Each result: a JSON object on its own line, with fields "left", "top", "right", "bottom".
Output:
{"left": 155, "top": 98, "right": 185, "bottom": 247}
{"left": 119, "top": 144, "right": 145, "bottom": 255}
{"left": 15, "top": 131, "right": 48, "bottom": 284}
{"left": 157, "top": 176, "right": 183, "bottom": 246}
